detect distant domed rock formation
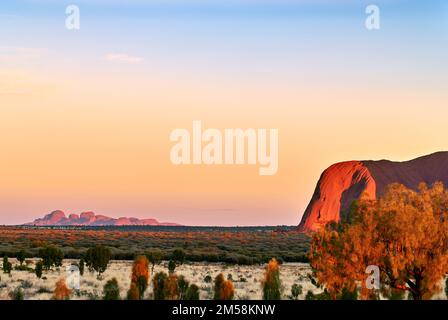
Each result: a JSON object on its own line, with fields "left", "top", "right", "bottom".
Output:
{"left": 26, "top": 211, "right": 180, "bottom": 226}
{"left": 298, "top": 152, "right": 448, "bottom": 232}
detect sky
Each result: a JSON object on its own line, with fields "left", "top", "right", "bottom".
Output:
{"left": 0, "top": 0, "right": 447, "bottom": 225}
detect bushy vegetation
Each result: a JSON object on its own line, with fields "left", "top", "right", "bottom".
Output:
{"left": 152, "top": 271, "right": 168, "bottom": 300}
{"left": 9, "top": 287, "right": 24, "bottom": 300}
{"left": 177, "top": 275, "right": 189, "bottom": 299}
{"left": 185, "top": 284, "right": 200, "bottom": 300}
{"left": 53, "top": 279, "right": 71, "bottom": 300}
{"left": 165, "top": 274, "right": 179, "bottom": 300}
{"left": 213, "top": 273, "right": 234, "bottom": 300}
{"left": 16, "top": 250, "right": 27, "bottom": 265}
{"left": 290, "top": 284, "right": 302, "bottom": 300}
{"left": 84, "top": 246, "right": 111, "bottom": 276}
{"left": 0, "top": 226, "right": 310, "bottom": 264}
{"left": 446, "top": 278, "right": 448, "bottom": 298}
{"left": 128, "top": 255, "right": 149, "bottom": 300}
{"left": 310, "top": 183, "right": 448, "bottom": 300}
{"left": 2, "top": 256, "right": 12, "bottom": 274}
{"left": 172, "top": 249, "right": 186, "bottom": 265}
{"left": 103, "top": 278, "right": 120, "bottom": 300}
{"left": 305, "top": 289, "right": 331, "bottom": 300}
{"left": 0, "top": 226, "right": 315, "bottom": 300}
{"left": 35, "top": 261, "right": 43, "bottom": 279}
{"left": 151, "top": 270, "right": 200, "bottom": 301}
{"left": 146, "top": 250, "right": 162, "bottom": 273}
{"left": 168, "top": 260, "right": 176, "bottom": 274}
{"left": 79, "top": 258, "right": 85, "bottom": 276}
{"left": 220, "top": 280, "right": 234, "bottom": 300}
{"left": 39, "top": 246, "right": 63, "bottom": 270}
{"left": 14, "top": 264, "right": 33, "bottom": 272}
{"left": 213, "top": 274, "right": 225, "bottom": 300}
{"left": 262, "top": 258, "right": 282, "bottom": 300}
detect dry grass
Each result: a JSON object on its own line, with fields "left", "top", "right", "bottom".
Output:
{"left": 0, "top": 259, "right": 318, "bottom": 300}
{"left": 2, "top": 259, "right": 446, "bottom": 300}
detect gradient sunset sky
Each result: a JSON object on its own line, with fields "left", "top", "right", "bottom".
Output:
{"left": 0, "top": 0, "right": 447, "bottom": 225}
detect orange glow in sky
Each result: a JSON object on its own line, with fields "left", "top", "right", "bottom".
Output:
{"left": 1, "top": 1, "right": 447, "bottom": 225}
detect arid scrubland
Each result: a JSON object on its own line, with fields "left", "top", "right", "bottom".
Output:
{"left": 0, "top": 226, "right": 310, "bottom": 265}
{"left": 0, "top": 259, "right": 317, "bottom": 300}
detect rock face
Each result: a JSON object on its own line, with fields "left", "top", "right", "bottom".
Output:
{"left": 298, "top": 152, "right": 448, "bottom": 232}
{"left": 297, "top": 161, "right": 376, "bottom": 232}
{"left": 26, "top": 211, "right": 180, "bottom": 226}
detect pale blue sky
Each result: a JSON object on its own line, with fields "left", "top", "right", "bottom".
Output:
{"left": 1, "top": 0, "right": 447, "bottom": 87}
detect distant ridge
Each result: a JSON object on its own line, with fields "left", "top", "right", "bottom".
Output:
{"left": 298, "top": 151, "right": 448, "bottom": 232}
{"left": 25, "top": 210, "right": 180, "bottom": 226}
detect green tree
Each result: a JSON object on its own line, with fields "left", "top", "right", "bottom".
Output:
{"left": 84, "top": 246, "right": 111, "bottom": 276}
{"left": 262, "top": 258, "right": 282, "bottom": 300}
{"left": 305, "top": 290, "right": 314, "bottom": 300}
{"left": 17, "top": 250, "right": 27, "bottom": 266}
{"left": 35, "top": 261, "right": 43, "bottom": 279}
{"left": 168, "top": 260, "right": 176, "bottom": 274}
{"left": 135, "top": 276, "right": 147, "bottom": 300}
{"left": 103, "top": 278, "right": 120, "bottom": 300}
{"left": 185, "top": 284, "right": 200, "bottom": 300}
{"left": 213, "top": 274, "right": 225, "bottom": 300}
{"left": 79, "top": 258, "right": 85, "bottom": 276}
{"left": 172, "top": 249, "right": 186, "bottom": 265}
{"left": 153, "top": 272, "right": 168, "bottom": 300}
{"left": 291, "top": 284, "right": 302, "bottom": 300}
{"left": 338, "top": 287, "right": 358, "bottom": 300}
{"left": 445, "top": 278, "right": 448, "bottom": 298}
{"left": 177, "top": 275, "right": 189, "bottom": 300}
{"left": 9, "top": 287, "right": 24, "bottom": 300}
{"left": 2, "top": 256, "right": 12, "bottom": 274}
{"left": 127, "top": 283, "right": 139, "bottom": 300}
{"left": 305, "top": 289, "right": 331, "bottom": 300}
{"left": 146, "top": 250, "right": 162, "bottom": 274}
{"left": 38, "top": 246, "right": 63, "bottom": 270}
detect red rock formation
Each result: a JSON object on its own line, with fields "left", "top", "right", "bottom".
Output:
{"left": 297, "top": 161, "right": 376, "bottom": 232}
{"left": 31, "top": 210, "right": 68, "bottom": 225}
{"left": 26, "top": 211, "right": 180, "bottom": 226}
{"left": 298, "top": 152, "right": 448, "bottom": 232}
{"left": 68, "top": 213, "right": 79, "bottom": 221}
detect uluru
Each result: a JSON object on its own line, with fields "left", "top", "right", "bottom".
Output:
{"left": 297, "top": 151, "right": 448, "bottom": 232}
{"left": 26, "top": 210, "right": 180, "bottom": 226}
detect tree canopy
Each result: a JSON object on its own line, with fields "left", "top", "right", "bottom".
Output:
{"left": 310, "top": 182, "right": 448, "bottom": 300}
{"left": 84, "top": 246, "right": 111, "bottom": 275}
{"left": 39, "top": 246, "right": 63, "bottom": 270}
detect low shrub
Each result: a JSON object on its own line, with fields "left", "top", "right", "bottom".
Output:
{"left": 20, "top": 280, "right": 33, "bottom": 289}
{"left": 9, "top": 287, "right": 24, "bottom": 300}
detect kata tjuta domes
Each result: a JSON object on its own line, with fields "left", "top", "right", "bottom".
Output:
{"left": 26, "top": 210, "right": 180, "bottom": 226}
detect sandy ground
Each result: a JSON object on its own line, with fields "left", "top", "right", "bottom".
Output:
{"left": 1, "top": 259, "right": 446, "bottom": 300}
{"left": 0, "top": 259, "right": 318, "bottom": 300}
